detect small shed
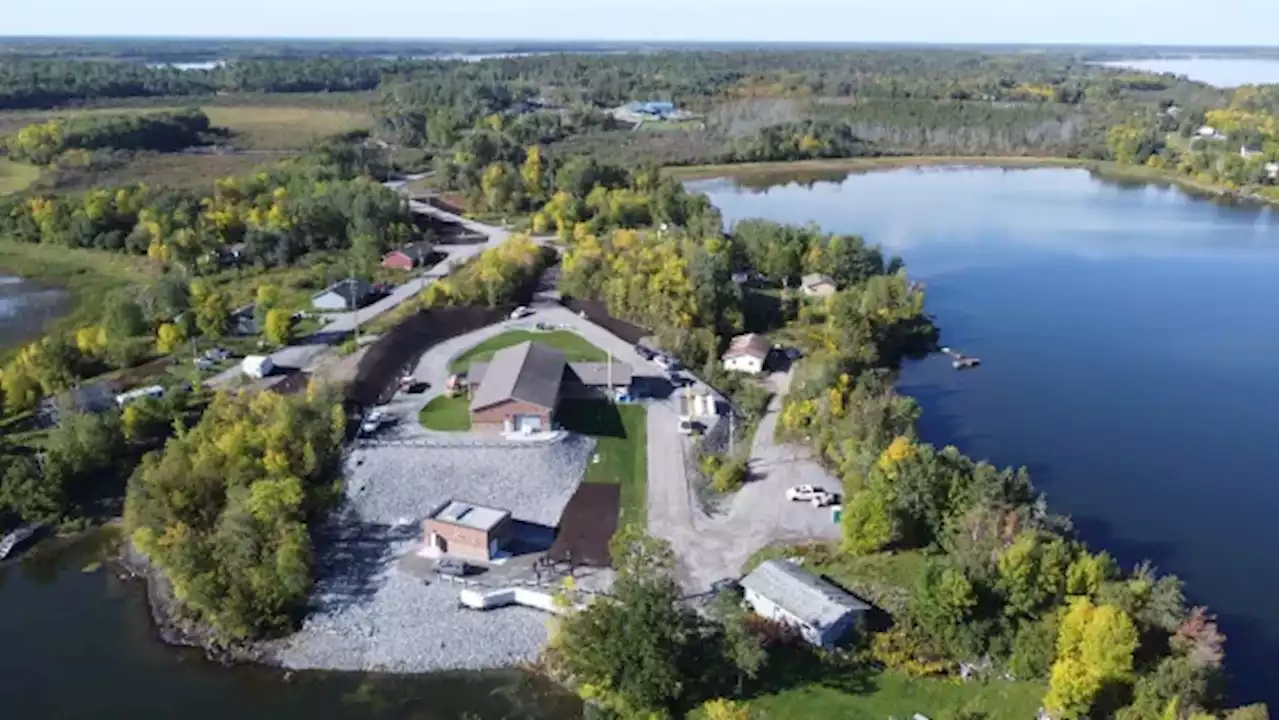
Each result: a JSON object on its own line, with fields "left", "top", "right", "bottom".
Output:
{"left": 740, "top": 559, "right": 870, "bottom": 648}
{"left": 722, "top": 333, "right": 771, "bottom": 374}
{"left": 423, "top": 499, "right": 513, "bottom": 563}
{"left": 800, "top": 273, "right": 838, "bottom": 297}
{"left": 381, "top": 242, "right": 435, "bottom": 271}
{"left": 312, "top": 278, "right": 373, "bottom": 311}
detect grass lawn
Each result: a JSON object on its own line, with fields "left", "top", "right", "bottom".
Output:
{"left": 418, "top": 394, "right": 472, "bottom": 431}
{"left": 202, "top": 106, "right": 371, "bottom": 150}
{"left": 748, "top": 670, "right": 1045, "bottom": 720}
{"left": 556, "top": 399, "right": 648, "bottom": 529}
{"left": 0, "top": 158, "right": 39, "bottom": 194}
{"left": 448, "top": 330, "right": 608, "bottom": 373}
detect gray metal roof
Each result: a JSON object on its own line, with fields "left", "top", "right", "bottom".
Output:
{"left": 430, "top": 499, "right": 510, "bottom": 532}
{"left": 566, "top": 361, "right": 633, "bottom": 388}
{"left": 801, "top": 273, "right": 836, "bottom": 290}
{"left": 724, "top": 333, "right": 770, "bottom": 361}
{"left": 740, "top": 560, "right": 870, "bottom": 630}
{"left": 469, "top": 341, "right": 566, "bottom": 412}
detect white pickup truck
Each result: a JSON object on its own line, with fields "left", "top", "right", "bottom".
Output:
{"left": 786, "top": 484, "right": 837, "bottom": 507}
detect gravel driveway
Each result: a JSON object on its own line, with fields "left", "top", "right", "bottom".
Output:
{"left": 647, "top": 370, "right": 843, "bottom": 594}
{"left": 272, "top": 436, "right": 594, "bottom": 672}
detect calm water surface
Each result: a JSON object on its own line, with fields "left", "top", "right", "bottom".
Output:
{"left": 0, "top": 531, "right": 582, "bottom": 719}
{"left": 1099, "top": 57, "right": 1279, "bottom": 87}
{"left": 690, "top": 166, "right": 1279, "bottom": 707}
{"left": 0, "top": 275, "right": 71, "bottom": 349}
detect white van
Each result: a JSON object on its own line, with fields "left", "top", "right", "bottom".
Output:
{"left": 241, "top": 355, "right": 275, "bottom": 379}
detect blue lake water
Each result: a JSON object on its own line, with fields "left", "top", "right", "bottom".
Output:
{"left": 1100, "top": 57, "right": 1279, "bottom": 87}
{"left": 690, "top": 166, "right": 1279, "bottom": 707}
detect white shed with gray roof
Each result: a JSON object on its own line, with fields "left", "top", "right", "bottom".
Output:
{"left": 739, "top": 559, "right": 870, "bottom": 648}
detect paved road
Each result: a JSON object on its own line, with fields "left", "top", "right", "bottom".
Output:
{"left": 206, "top": 184, "right": 513, "bottom": 387}
{"left": 646, "top": 369, "right": 843, "bottom": 594}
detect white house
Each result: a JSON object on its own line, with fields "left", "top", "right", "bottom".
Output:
{"left": 312, "top": 278, "right": 373, "bottom": 311}
{"left": 740, "top": 560, "right": 870, "bottom": 648}
{"left": 800, "top": 273, "right": 838, "bottom": 297}
{"left": 721, "top": 333, "right": 771, "bottom": 374}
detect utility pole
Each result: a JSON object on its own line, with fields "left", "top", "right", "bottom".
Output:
{"left": 728, "top": 407, "right": 735, "bottom": 456}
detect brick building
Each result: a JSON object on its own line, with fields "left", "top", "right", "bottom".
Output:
{"left": 422, "top": 499, "right": 513, "bottom": 563}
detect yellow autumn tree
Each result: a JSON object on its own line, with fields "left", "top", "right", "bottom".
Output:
{"left": 1045, "top": 598, "right": 1139, "bottom": 719}
{"left": 155, "top": 322, "right": 185, "bottom": 355}
{"left": 700, "top": 698, "right": 753, "bottom": 720}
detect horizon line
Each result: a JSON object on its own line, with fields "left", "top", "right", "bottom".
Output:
{"left": 0, "top": 35, "right": 1276, "bottom": 50}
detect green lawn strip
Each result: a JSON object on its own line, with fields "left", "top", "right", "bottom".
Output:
{"left": 418, "top": 394, "right": 472, "bottom": 431}
{"left": 448, "top": 330, "right": 608, "bottom": 373}
{"left": 746, "top": 543, "right": 931, "bottom": 616}
{"left": 748, "top": 669, "right": 1044, "bottom": 720}
{"left": 556, "top": 399, "right": 647, "bottom": 530}
{"left": 0, "top": 157, "right": 40, "bottom": 194}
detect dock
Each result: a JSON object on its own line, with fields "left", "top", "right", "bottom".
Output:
{"left": 940, "top": 346, "right": 981, "bottom": 370}
{"left": 0, "top": 524, "right": 37, "bottom": 560}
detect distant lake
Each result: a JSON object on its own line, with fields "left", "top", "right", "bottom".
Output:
{"left": 1100, "top": 57, "right": 1279, "bottom": 87}
{"left": 690, "top": 166, "right": 1279, "bottom": 708}
{"left": 0, "top": 275, "right": 71, "bottom": 349}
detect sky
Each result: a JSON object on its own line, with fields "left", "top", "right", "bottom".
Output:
{"left": 5, "top": 0, "right": 1279, "bottom": 46}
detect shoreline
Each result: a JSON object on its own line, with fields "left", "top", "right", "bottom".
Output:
{"left": 667, "top": 155, "right": 1279, "bottom": 207}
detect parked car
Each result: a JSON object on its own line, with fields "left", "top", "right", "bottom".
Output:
{"left": 510, "top": 306, "right": 532, "bottom": 320}
{"left": 653, "top": 354, "right": 676, "bottom": 371}
{"left": 634, "top": 344, "right": 656, "bottom": 361}
{"left": 194, "top": 357, "right": 214, "bottom": 371}
{"left": 360, "top": 409, "right": 386, "bottom": 436}
{"left": 206, "top": 347, "right": 230, "bottom": 361}
{"left": 785, "top": 485, "right": 829, "bottom": 503}
{"left": 678, "top": 416, "right": 697, "bottom": 435}
{"left": 809, "top": 491, "right": 838, "bottom": 508}
{"left": 614, "top": 388, "right": 634, "bottom": 403}
{"left": 435, "top": 558, "right": 469, "bottom": 577}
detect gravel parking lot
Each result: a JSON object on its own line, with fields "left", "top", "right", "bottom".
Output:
{"left": 272, "top": 436, "right": 594, "bottom": 672}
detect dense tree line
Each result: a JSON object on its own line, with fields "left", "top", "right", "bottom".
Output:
{"left": 125, "top": 388, "right": 346, "bottom": 639}
{"left": 0, "top": 57, "right": 421, "bottom": 109}
{"left": 0, "top": 154, "right": 412, "bottom": 271}
{"left": 421, "top": 234, "right": 549, "bottom": 308}
{"left": 774, "top": 277, "right": 1243, "bottom": 717}
{"left": 5, "top": 108, "right": 213, "bottom": 165}
{"left": 562, "top": 228, "right": 742, "bottom": 369}
{"left": 731, "top": 219, "right": 899, "bottom": 288}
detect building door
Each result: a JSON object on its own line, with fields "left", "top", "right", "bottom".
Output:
{"left": 513, "top": 414, "right": 543, "bottom": 433}
{"left": 434, "top": 534, "right": 448, "bottom": 553}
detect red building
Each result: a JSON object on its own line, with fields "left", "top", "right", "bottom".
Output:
{"left": 381, "top": 242, "right": 434, "bottom": 271}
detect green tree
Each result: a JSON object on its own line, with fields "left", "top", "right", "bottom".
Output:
{"left": 996, "top": 532, "right": 1071, "bottom": 618}
{"left": 546, "top": 526, "right": 704, "bottom": 716}
{"left": 840, "top": 483, "right": 895, "bottom": 555}
{"left": 255, "top": 283, "right": 281, "bottom": 326}
{"left": 0, "top": 455, "right": 61, "bottom": 523}
{"left": 191, "top": 282, "right": 231, "bottom": 339}
{"left": 263, "top": 308, "right": 294, "bottom": 347}
{"left": 713, "top": 591, "right": 767, "bottom": 694}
